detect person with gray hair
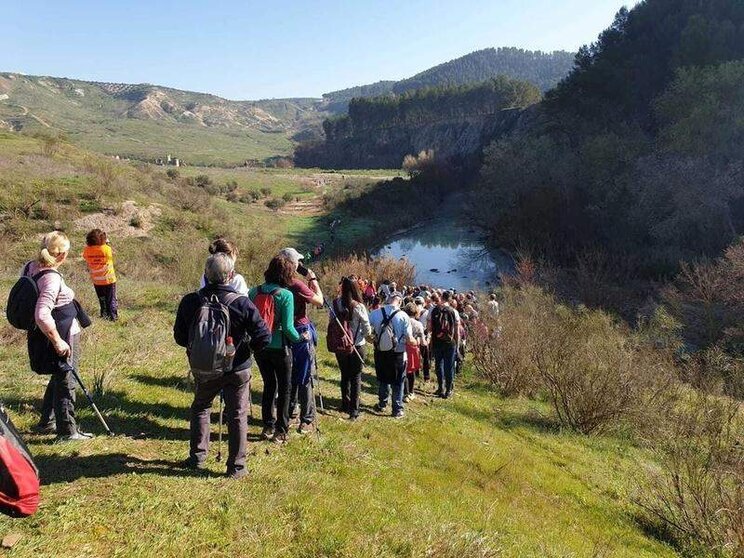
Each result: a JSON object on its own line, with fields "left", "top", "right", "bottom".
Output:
{"left": 174, "top": 252, "right": 272, "bottom": 479}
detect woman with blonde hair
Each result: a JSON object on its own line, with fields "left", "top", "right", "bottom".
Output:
{"left": 24, "top": 231, "right": 93, "bottom": 441}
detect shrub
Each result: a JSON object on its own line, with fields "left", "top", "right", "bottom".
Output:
{"left": 264, "top": 198, "right": 286, "bottom": 211}
{"left": 129, "top": 214, "right": 143, "bottom": 228}
{"left": 239, "top": 190, "right": 261, "bottom": 204}
{"left": 260, "top": 187, "right": 272, "bottom": 197}
{"left": 225, "top": 191, "right": 239, "bottom": 203}
{"left": 194, "top": 174, "right": 212, "bottom": 188}
{"left": 469, "top": 288, "right": 542, "bottom": 397}
{"left": 282, "top": 192, "right": 294, "bottom": 202}
{"left": 638, "top": 391, "right": 744, "bottom": 557}
{"left": 317, "top": 254, "right": 415, "bottom": 296}
{"left": 166, "top": 168, "right": 180, "bottom": 180}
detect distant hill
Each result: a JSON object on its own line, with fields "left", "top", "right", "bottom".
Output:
{"left": 393, "top": 48, "right": 574, "bottom": 94}
{"left": 321, "top": 48, "right": 574, "bottom": 112}
{"left": 0, "top": 73, "right": 329, "bottom": 166}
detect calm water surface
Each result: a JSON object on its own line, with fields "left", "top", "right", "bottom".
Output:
{"left": 375, "top": 220, "right": 513, "bottom": 291}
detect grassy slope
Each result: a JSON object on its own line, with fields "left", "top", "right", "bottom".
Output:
{"left": 0, "top": 135, "right": 677, "bottom": 557}
{"left": 0, "top": 75, "right": 297, "bottom": 166}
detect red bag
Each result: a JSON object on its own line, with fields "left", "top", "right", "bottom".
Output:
{"left": 252, "top": 287, "right": 281, "bottom": 333}
{"left": 406, "top": 344, "right": 421, "bottom": 374}
{"left": 327, "top": 299, "right": 355, "bottom": 354}
{"left": 0, "top": 405, "right": 40, "bottom": 517}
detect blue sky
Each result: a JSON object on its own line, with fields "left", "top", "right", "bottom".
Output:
{"left": 6, "top": 0, "right": 639, "bottom": 100}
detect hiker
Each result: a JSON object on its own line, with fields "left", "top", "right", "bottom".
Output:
{"left": 25, "top": 232, "right": 93, "bottom": 441}
{"left": 488, "top": 293, "right": 500, "bottom": 316}
{"left": 403, "top": 302, "right": 425, "bottom": 401}
{"left": 428, "top": 291, "right": 461, "bottom": 398}
{"left": 455, "top": 314, "right": 469, "bottom": 376}
{"left": 278, "top": 247, "right": 324, "bottom": 435}
{"left": 174, "top": 253, "right": 271, "bottom": 478}
{"left": 369, "top": 292, "right": 415, "bottom": 418}
{"left": 328, "top": 277, "right": 371, "bottom": 421}
{"left": 82, "top": 228, "right": 118, "bottom": 321}
{"left": 248, "top": 256, "right": 308, "bottom": 444}
{"left": 415, "top": 296, "right": 432, "bottom": 382}
{"left": 363, "top": 281, "right": 377, "bottom": 306}
{"left": 199, "top": 237, "right": 248, "bottom": 295}
{"left": 377, "top": 280, "right": 391, "bottom": 300}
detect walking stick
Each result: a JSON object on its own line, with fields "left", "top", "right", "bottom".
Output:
{"left": 64, "top": 364, "right": 114, "bottom": 436}
{"left": 323, "top": 298, "right": 366, "bottom": 367}
{"left": 313, "top": 355, "right": 325, "bottom": 414}
{"left": 216, "top": 391, "right": 224, "bottom": 462}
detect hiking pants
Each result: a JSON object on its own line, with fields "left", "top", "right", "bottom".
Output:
{"left": 288, "top": 328, "right": 316, "bottom": 425}
{"left": 190, "top": 369, "right": 250, "bottom": 476}
{"left": 406, "top": 372, "right": 415, "bottom": 395}
{"left": 94, "top": 283, "right": 118, "bottom": 320}
{"left": 336, "top": 345, "right": 366, "bottom": 417}
{"left": 39, "top": 333, "right": 80, "bottom": 436}
{"left": 420, "top": 344, "right": 431, "bottom": 381}
{"left": 255, "top": 348, "right": 292, "bottom": 434}
{"left": 374, "top": 350, "right": 406, "bottom": 415}
{"left": 433, "top": 343, "right": 457, "bottom": 393}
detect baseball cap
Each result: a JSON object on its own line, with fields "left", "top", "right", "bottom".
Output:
{"left": 278, "top": 247, "right": 304, "bottom": 265}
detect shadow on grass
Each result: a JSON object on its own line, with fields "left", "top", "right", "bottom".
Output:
{"left": 36, "top": 453, "right": 211, "bottom": 485}
{"left": 132, "top": 373, "right": 192, "bottom": 392}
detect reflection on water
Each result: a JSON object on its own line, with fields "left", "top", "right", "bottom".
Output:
{"left": 376, "top": 220, "right": 513, "bottom": 291}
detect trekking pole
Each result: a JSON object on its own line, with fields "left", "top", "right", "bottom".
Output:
{"left": 216, "top": 391, "right": 224, "bottom": 462}
{"left": 65, "top": 364, "right": 114, "bottom": 436}
{"left": 310, "top": 373, "right": 322, "bottom": 440}
{"left": 323, "top": 298, "right": 366, "bottom": 367}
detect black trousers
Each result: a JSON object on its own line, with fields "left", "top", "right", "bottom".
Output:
{"left": 190, "top": 369, "right": 250, "bottom": 475}
{"left": 40, "top": 334, "right": 80, "bottom": 436}
{"left": 93, "top": 283, "right": 118, "bottom": 320}
{"left": 336, "top": 345, "right": 366, "bottom": 417}
{"left": 420, "top": 344, "right": 431, "bottom": 381}
{"left": 255, "top": 348, "right": 292, "bottom": 434}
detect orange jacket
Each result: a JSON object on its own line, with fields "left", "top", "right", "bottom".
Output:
{"left": 82, "top": 244, "right": 117, "bottom": 286}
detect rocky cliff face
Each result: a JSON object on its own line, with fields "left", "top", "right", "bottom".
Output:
{"left": 295, "top": 107, "right": 534, "bottom": 169}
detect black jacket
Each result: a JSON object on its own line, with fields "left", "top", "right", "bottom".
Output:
{"left": 174, "top": 284, "right": 272, "bottom": 373}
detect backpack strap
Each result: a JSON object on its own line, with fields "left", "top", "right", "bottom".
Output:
{"left": 31, "top": 269, "right": 60, "bottom": 282}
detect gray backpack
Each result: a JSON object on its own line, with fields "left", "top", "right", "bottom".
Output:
{"left": 187, "top": 292, "right": 241, "bottom": 382}
{"left": 375, "top": 308, "right": 400, "bottom": 352}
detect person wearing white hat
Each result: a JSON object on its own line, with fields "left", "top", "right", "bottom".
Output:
{"left": 278, "top": 247, "right": 324, "bottom": 434}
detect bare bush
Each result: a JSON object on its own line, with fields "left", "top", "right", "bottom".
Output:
{"left": 638, "top": 391, "right": 744, "bottom": 557}
{"left": 469, "top": 288, "right": 542, "bottom": 397}
{"left": 402, "top": 149, "right": 436, "bottom": 178}
{"left": 317, "top": 255, "right": 415, "bottom": 295}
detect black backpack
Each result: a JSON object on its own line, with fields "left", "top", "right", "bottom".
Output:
{"left": 6, "top": 264, "right": 60, "bottom": 331}
{"left": 187, "top": 292, "right": 242, "bottom": 382}
{"left": 431, "top": 306, "right": 456, "bottom": 344}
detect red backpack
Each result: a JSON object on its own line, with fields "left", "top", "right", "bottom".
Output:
{"left": 0, "top": 404, "right": 39, "bottom": 517}
{"left": 327, "top": 299, "right": 355, "bottom": 354}
{"left": 253, "top": 287, "right": 281, "bottom": 333}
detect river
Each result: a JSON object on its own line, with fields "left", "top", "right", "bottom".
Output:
{"left": 375, "top": 219, "right": 514, "bottom": 291}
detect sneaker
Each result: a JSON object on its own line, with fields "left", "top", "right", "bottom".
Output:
{"left": 288, "top": 415, "right": 300, "bottom": 427}
{"left": 181, "top": 457, "right": 207, "bottom": 471}
{"left": 260, "top": 426, "right": 275, "bottom": 441}
{"left": 272, "top": 431, "right": 288, "bottom": 445}
{"left": 392, "top": 411, "right": 405, "bottom": 419}
{"left": 403, "top": 394, "right": 411, "bottom": 403}
{"left": 55, "top": 431, "right": 94, "bottom": 443}
{"left": 444, "top": 389, "right": 453, "bottom": 399}
{"left": 373, "top": 403, "right": 386, "bottom": 413}
{"left": 298, "top": 422, "right": 315, "bottom": 435}
{"left": 408, "top": 393, "right": 416, "bottom": 401}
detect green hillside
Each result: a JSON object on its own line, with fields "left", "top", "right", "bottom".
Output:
{"left": 0, "top": 74, "right": 327, "bottom": 166}
{"left": 0, "top": 134, "right": 681, "bottom": 558}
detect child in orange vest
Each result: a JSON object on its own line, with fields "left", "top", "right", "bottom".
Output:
{"left": 82, "top": 228, "right": 118, "bottom": 321}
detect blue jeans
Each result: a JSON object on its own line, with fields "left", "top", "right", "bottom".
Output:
{"left": 375, "top": 351, "right": 406, "bottom": 415}
{"left": 433, "top": 343, "right": 457, "bottom": 393}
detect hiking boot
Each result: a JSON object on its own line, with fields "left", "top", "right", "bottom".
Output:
{"left": 373, "top": 403, "right": 386, "bottom": 413}
{"left": 408, "top": 393, "right": 416, "bottom": 401}
{"left": 392, "top": 411, "right": 405, "bottom": 419}
{"left": 298, "top": 422, "right": 315, "bottom": 435}
{"left": 260, "top": 426, "right": 275, "bottom": 441}
{"left": 288, "top": 415, "right": 300, "bottom": 427}
{"left": 226, "top": 468, "right": 248, "bottom": 480}
{"left": 443, "top": 390, "right": 453, "bottom": 399}
{"left": 181, "top": 457, "right": 207, "bottom": 471}
{"left": 33, "top": 422, "right": 56, "bottom": 434}
{"left": 272, "top": 431, "right": 288, "bottom": 445}
{"left": 403, "top": 394, "right": 411, "bottom": 403}
{"left": 56, "top": 431, "right": 94, "bottom": 443}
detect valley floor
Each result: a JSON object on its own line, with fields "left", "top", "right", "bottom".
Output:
{"left": 0, "top": 279, "right": 678, "bottom": 558}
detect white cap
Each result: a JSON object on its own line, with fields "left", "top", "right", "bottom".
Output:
{"left": 278, "top": 247, "right": 304, "bottom": 265}
{"left": 386, "top": 292, "right": 403, "bottom": 304}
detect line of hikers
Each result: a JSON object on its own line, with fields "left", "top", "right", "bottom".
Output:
{"left": 10, "top": 231, "right": 486, "bottom": 479}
